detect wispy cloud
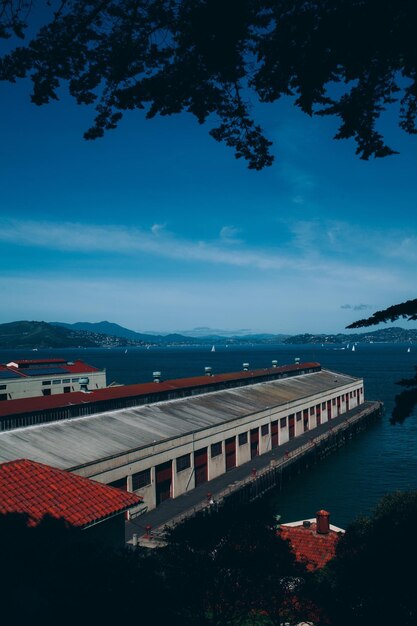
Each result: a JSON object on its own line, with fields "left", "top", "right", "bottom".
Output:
{"left": 219, "top": 225, "right": 243, "bottom": 244}
{"left": 341, "top": 304, "right": 373, "bottom": 311}
{"left": 151, "top": 223, "right": 166, "bottom": 235}
{"left": 0, "top": 218, "right": 414, "bottom": 290}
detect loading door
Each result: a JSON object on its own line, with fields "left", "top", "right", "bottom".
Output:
{"left": 194, "top": 447, "right": 208, "bottom": 486}
{"left": 271, "top": 420, "right": 278, "bottom": 448}
{"left": 288, "top": 414, "right": 295, "bottom": 439}
{"left": 316, "top": 404, "right": 321, "bottom": 426}
{"left": 327, "top": 400, "right": 332, "bottom": 420}
{"left": 155, "top": 461, "right": 172, "bottom": 505}
{"left": 303, "top": 409, "right": 309, "bottom": 432}
{"left": 250, "top": 428, "right": 259, "bottom": 459}
{"left": 225, "top": 437, "right": 236, "bottom": 471}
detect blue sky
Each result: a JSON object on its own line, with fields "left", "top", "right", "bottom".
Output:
{"left": 1, "top": 68, "right": 416, "bottom": 335}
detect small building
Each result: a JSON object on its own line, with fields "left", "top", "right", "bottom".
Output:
{"left": 279, "top": 510, "right": 344, "bottom": 570}
{"left": 0, "top": 458, "right": 142, "bottom": 548}
{"left": 0, "top": 365, "right": 364, "bottom": 514}
{"left": 0, "top": 358, "right": 106, "bottom": 401}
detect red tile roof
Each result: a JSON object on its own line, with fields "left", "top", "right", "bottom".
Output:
{"left": 8, "top": 359, "right": 68, "bottom": 366}
{"left": 0, "top": 459, "right": 141, "bottom": 528}
{"left": 4, "top": 358, "right": 99, "bottom": 374}
{"left": 280, "top": 521, "right": 342, "bottom": 571}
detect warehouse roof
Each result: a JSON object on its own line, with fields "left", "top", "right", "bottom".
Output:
{"left": 0, "top": 361, "right": 319, "bottom": 418}
{"left": 0, "top": 368, "right": 360, "bottom": 470}
{"left": 0, "top": 459, "right": 141, "bottom": 528}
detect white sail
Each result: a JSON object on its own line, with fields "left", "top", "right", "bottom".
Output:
{"left": 211, "top": 345, "right": 215, "bottom": 352}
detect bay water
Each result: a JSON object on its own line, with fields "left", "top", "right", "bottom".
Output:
{"left": 2, "top": 343, "right": 417, "bottom": 527}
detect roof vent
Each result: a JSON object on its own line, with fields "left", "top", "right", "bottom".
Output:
{"left": 295, "top": 357, "right": 300, "bottom": 364}
{"left": 153, "top": 371, "right": 161, "bottom": 383}
{"left": 303, "top": 520, "right": 311, "bottom": 528}
{"left": 272, "top": 360, "right": 278, "bottom": 368}
{"left": 79, "top": 377, "right": 89, "bottom": 392}
{"left": 243, "top": 362, "right": 249, "bottom": 371}
{"left": 204, "top": 366, "right": 213, "bottom": 376}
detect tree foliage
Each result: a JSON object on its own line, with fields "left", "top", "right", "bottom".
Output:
{"left": 164, "top": 500, "right": 312, "bottom": 625}
{"left": 346, "top": 298, "right": 417, "bottom": 329}
{"left": 313, "top": 491, "right": 417, "bottom": 626}
{"left": 347, "top": 298, "right": 417, "bottom": 423}
{"left": 1, "top": 1, "right": 416, "bottom": 168}
{"left": 0, "top": 503, "right": 312, "bottom": 626}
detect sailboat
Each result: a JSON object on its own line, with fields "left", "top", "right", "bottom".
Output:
{"left": 407, "top": 347, "right": 411, "bottom": 353}
{"left": 352, "top": 345, "right": 355, "bottom": 352}
{"left": 211, "top": 345, "right": 215, "bottom": 352}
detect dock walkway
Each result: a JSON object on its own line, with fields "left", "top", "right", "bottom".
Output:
{"left": 125, "top": 400, "right": 382, "bottom": 546}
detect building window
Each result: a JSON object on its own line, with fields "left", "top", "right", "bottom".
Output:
{"left": 132, "top": 469, "right": 151, "bottom": 490}
{"left": 296, "top": 411, "right": 302, "bottom": 421}
{"left": 62, "top": 378, "right": 70, "bottom": 384}
{"left": 280, "top": 417, "right": 287, "bottom": 428}
{"left": 42, "top": 381, "right": 51, "bottom": 386}
{"left": 322, "top": 402, "right": 326, "bottom": 410}
{"left": 63, "top": 387, "right": 71, "bottom": 393}
{"left": 72, "top": 378, "right": 79, "bottom": 382}
{"left": 211, "top": 442, "right": 222, "bottom": 457}
{"left": 109, "top": 477, "right": 127, "bottom": 491}
{"left": 238, "top": 432, "right": 248, "bottom": 446}
{"left": 332, "top": 398, "right": 336, "bottom": 405}
{"left": 176, "top": 454, "right": 191, "bottom": 472}
{"left": 52, "top": 379, "right": 61, "bottom": 384}
{"left": 310, "top": 407, "right": 315, "bottom": 415}
{"left": 42, "top": 389, "right": 51, "bottom": 396}
{"left": 261, "top": 424, "right": 269, "bottom": 436}
{"left": 0, "top": 394, "right": 7, "bottom": 401}
{"left": 0, "top": 385, "right": 6, "bottom": 390}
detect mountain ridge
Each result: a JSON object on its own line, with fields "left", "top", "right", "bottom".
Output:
{"left": 0, "top": 320, "right": 416, "bottom": 349}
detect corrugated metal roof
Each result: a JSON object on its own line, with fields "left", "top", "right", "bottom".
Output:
{"left": 0, "top": 361, "right": 319, "bottom": 417}
{"left": 0, "top": 369, "right": 360, "bottom": 470}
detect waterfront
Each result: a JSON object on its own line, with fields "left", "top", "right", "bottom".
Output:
{"left": 1, "top": 342, "right": 417, "bottom": 528}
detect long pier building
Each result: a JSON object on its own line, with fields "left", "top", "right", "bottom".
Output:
{"left": 0, "top": 362, "right": 365, "bottom": 515}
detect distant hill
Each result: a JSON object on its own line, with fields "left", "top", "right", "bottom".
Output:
{"left": 52, "top": 320, "right": 156, "bottom": 342}
{"left": 283, "top": 326, "right": 417, "bottom": 344}
{"left": 0, "top": 321, "right": 100, "bottom": 349}
{"left": 52, "top": 321, "right": 290, "bottom": 343}
{"left": 1, "top": 320, "right": 416, "bottom": 350}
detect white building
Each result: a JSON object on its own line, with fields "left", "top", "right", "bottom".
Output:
{"left": 0, "top": 358, "right": 106, "bottom": 401}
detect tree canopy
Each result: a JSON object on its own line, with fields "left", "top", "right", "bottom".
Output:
{"left": 1, "top": 0, "right": 416, "bottom": 168}
{"left": 313, "top": 491, "right": 417, "bottom": 626}
{"left": 0, "top": 502, "right": 313, "bottom": 626}
{"left": 347, "top": 298, "right": 417, "bottom": 423}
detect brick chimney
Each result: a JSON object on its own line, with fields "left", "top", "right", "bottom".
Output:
{"left": 316, "top": 509, "right": 330, "bottom": 534}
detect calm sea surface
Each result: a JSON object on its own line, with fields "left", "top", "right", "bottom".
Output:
{"left": 2, "top": 343, "right": 417, "bottom": 527}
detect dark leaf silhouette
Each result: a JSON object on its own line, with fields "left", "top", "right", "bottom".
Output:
{"left": 1, "top": 1, "right": 417, "bottom": 167}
